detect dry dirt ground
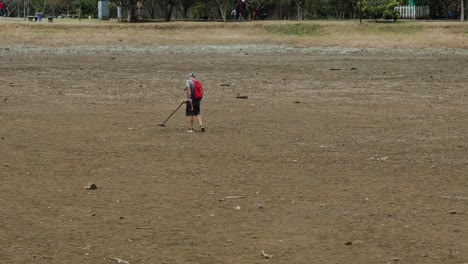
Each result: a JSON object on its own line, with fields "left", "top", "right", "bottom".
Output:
{"left": 1, "top": 21, "right": 468, "bottom": 264}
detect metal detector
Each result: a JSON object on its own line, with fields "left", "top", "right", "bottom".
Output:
{"left": 158, "top": 100, "right": 185, "bottom": 127}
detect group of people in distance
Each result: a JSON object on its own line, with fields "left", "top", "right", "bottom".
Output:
{"left": 231, "top": 0, "right": 249, "bottom": 20}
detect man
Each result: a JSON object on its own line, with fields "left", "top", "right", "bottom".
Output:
{"left": 185, "top": 72, "right": 205, "bottom": 133}
{"left": 0, "top": 0, "right": 4, "bottom": 17}
{"left": 235, "top": 0, "right": 242, "bottom": 20}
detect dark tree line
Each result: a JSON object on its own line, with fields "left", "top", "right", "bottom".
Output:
{"left": 2, "top": 0, "right": 467, "bottom": 21}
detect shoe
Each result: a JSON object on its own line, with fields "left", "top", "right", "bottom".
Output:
{"left": 200, "top": 126, "right": 205, "bottom": 132}
{"left": 187, "top": 128, "right": 194, "bottom": 133}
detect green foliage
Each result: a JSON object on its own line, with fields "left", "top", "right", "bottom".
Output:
{"left": 382, "top": 0, "right": 402, "bottom": 19}
{"left": 247, "top": 0, "right": 276, "bottom": 19}
{"left": 263, "top": 23, "right": 325, "bottom": 36}
{"left": 3, "top": 0, "right": 459, "bottom": 20}
{"left": 307, "top": 0, "right": 335, "bottom": 19}
{"left": 190, "top": 0, "right": 218, "bottom": 19}
{"left": 80, "top": 0, "right": 98, "bottom": 17}
{"left": 363, "top": 0, "right": 403, "bottom": 19}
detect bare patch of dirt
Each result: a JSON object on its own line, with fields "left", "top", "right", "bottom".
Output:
{"left": 0, "top": 21, "right": 467, "bottom": 264}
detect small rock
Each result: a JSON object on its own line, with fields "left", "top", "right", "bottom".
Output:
{"left": 345, "top": 241, "right": 353, "bottom": 245}
{"left": 261, "top": 250, "right": 272, "bottom": 259}
{"left": 84, "top": 183, "right": 97, "bottom": 190}
{"left": 234, "top": 206, "right": 241, "bottom": 210}
{"left": 256, "top": 204, "right": 264, "bottom": 209}
{"left": 449, "top": 210, "right": 457, "bottom": 214}
{"left": 393, "top": 257, "right": 399, "bottom": 261}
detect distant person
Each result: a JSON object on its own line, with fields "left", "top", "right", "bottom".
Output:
{"left": 235, "top": 0, "right": 243, "bottom": 20}
{"left": 231, "top": 9, "right": 236, "bottom": 19}
{"left": 241, "top": 0, "right": 249, "bottom": 20}
{"left": 185, "top": 72, "right": 205, "bottom": 133}
{"left": 0, "top": 0, "right": 4, "bottom": 17}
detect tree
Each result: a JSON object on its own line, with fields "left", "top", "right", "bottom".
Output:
{"left": 3, "top": 0, "right": 23, "bottom": 17}
{"left": 358, "top": 0, "right": 363, "bottom": 21}
{"left": 461, "top": 0, "right": 464, "bottom": 20}
{"left": 119, "top": 0, "right": 136, "bottom": 21}
{"left": 161, "top": 0, "right": 180, "bottom": 21}
{"left": 246, "top": 0, "right": 274, "bottom": 19}
{"left": 29, "top": 0, "right": 49, "bottom": 13}
{"left": 213, "top": 0, "right": 228, "bottom": 21}
{"left": 332, "top": 0, "right": 345, "bottom": 19}
{"left": 382, "top": 0, "right": 401, "bottom": 19}
{"left": 180, "top": 0, "right": 197, "bottom": 19}
{"left": 294, "top": 0, "right": 307, "bottom": 19}
{"left": 5, "top": 0, "right": 465, "bottom": 21}
{"left": 144, "top": 0, "right": 161, "bottom": 19}
{"left": 363, "top": 0, "right": 402, "bottom": 19}
{"left": 307, "top": 0, "right": 333, "bottom": 19}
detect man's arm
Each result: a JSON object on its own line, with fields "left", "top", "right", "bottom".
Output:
{"left": 186, "top": 86, "right": 192, "bottom": 98}
{"left": 185, "top": 80, "right": 192, "bottom": 99}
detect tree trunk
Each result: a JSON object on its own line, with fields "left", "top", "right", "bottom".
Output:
{"left": 359, "top": 0, "right": 362, "bottom": 23}
{"left": 247, "top": 4, "right": 266, "bottom": 21}
{"left": 214, "top": 0, "right": 227, "bottom": 22}
{"left": 123, "top": 0, "right": 137, "bottom": 22}
{"left": 164, "top": 3, "right": 173, "bottom": 21}
{"left": 295, "top": 0, "right": 306, "bottom": 20}
{"left": 251, "top": 10, "right": 257, "bottom": 20}
{"left": 462, "top": 0, "right": 465, "bottom": 21}
{"left": 127, "top": 2, "right": 133, "bottom": 22}
{"left": 296, "top": 0, "right": 301, "bottom": 20}
{"left": 162, "top": 0, "right": 181, "bottom": 22}
{"left": 182, "top": 6, "right": 188, "bottom": 19}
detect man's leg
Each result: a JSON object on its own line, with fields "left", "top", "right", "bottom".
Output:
{"left": 186, "top": 101, "right": 194, "bottom": 132}
{"left": 196, "top": 115, "right": 204, "bottom": 132}
{"left": 188, "top": 116, "right": 194, "bottom": 130}
{"left": 196, "top": 115, "right": 203, "bottom": 126}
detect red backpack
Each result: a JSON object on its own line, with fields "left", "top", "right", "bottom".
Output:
{"left": 192, "top": 79, "right": 204, "bottom": 99}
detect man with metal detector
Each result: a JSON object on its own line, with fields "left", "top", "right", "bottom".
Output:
{"left": 185, "top": 72, "right": 205, "bottom": 133}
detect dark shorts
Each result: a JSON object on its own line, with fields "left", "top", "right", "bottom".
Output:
{"left": 186, "top": 98, "right": 201, "bottom": 116}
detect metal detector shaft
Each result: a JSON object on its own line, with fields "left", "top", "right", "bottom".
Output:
{"left": 158, "top": 101, "right": 185, "bottom": 127}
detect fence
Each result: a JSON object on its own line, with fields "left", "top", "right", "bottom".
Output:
{"left": 394, "top": 6, "right": 430, "bottom": 19}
